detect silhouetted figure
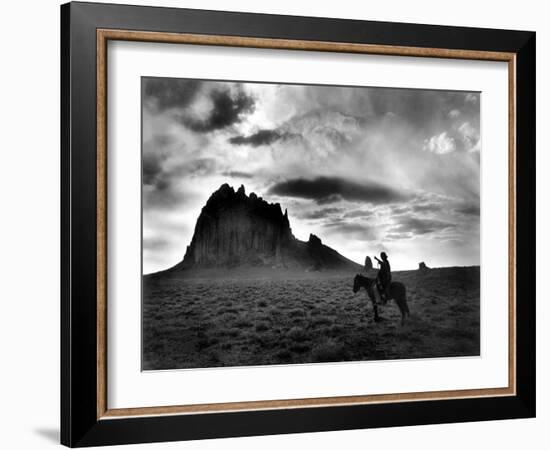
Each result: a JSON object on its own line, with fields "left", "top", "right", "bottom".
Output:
{"left": 352, "top": 274, "right": 409, "bottom": 325}
{"left": 364, "top": 255, "right": 374, "bottom": 272}
{"left": 364, "top": 255, "right": 378, "bottom": 279}
{"left": 375, "top": 252, "right": 391, "bottom": 302}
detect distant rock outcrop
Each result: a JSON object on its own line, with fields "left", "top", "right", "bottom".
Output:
{"left": 419, "top": 262, "right": 429, "bottom": 271}
{"left": 170, "top": 184, "right": 361, "bottom": 272}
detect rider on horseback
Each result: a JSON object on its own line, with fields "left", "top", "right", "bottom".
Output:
{"left": 375, "top": 252, "right": 391, "bottom": 303}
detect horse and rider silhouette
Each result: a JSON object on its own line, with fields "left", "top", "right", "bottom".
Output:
{"left": 353, "top": 252, "right": 410, "bottom": 325}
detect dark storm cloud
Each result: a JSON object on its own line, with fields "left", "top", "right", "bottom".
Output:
{"left": 143, "top": 153, "right": 166, "bottom": 188}
{"left": 143, "top": 78, "right": 202, "bottom": 112}
{"left": 269, "top": 176, "right": 408, "bottom": 205}
{"left": 143, "top": 155, "right": 217, "bottom": 191}
{"left": 387, "top": 201, "right": 444, "bottom": 217}
{"left": 229, "top": 129, "right": 287, "bottom": 147}
{"left": 411, "top": 203, "right": 443, "bottom": 214}
{"left": 323, "top": 222, "right": 376, "bottom": 241}
{"left": 344, "top": 209, "right": 374, "bottom": 219}
{"left": 152, "top": 134, "right": 175, "bottom": 147}
{"left": 299, "top": 207, "right": 343, "bottom": 220}
{"left": 143, "top": 236, "right": 171, "bottom": 251}
{"left": 184, "top": 158, "right": 218, "bottom": 177}
{"left": 180, "top": 88, "right": 255, "bottom": 133}
{"left": 143, "top": 186, "right": 187, "bottom": 210}
{"left": 221, "top": 170, "right": 254, "bottom": 179}
{"left": 455, "top": 203, "right": 480, "bottom": 216}
{"left": 389, "top": 205, "right": 410, "bottom": 215}
{"left": 143, "top": 155, "right": 216, "bottom": 210}
{"left": 391, "top": 217, "right": 456, "bottom": 236}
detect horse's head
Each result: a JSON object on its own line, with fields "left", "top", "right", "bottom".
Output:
{"left": 352, "top": 274, "right": 361, "bottom": 293}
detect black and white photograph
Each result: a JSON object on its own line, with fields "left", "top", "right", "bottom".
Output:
{"left": 142, "top": 77, "right": 481, "bottom": 370}
{"left": 0, "top": 0, "right": 541, "bottom": 447}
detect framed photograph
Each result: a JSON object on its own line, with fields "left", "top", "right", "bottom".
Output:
{"left": 61, "top": 2, "right": 536, "bottom": 447}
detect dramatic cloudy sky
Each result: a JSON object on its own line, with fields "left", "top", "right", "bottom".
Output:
{"left": 142, "top": 77, "right": 480, "bottom": 274}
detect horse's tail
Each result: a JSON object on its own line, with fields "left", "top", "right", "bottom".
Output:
{"left": 392, "top": 282, "right": 410, "bottom": 317}
{"left": 401, "top": 283, "right": 410, "bottom": 316}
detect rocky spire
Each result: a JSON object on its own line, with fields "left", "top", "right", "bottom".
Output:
{"left": 170, "top": 184, "right": 361, "bottom": 272}
{"left": 181, "top": 184, "right": 294, "bottom": 268}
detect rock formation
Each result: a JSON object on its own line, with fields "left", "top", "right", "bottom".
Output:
{"left": 419, "top": 261, "right": 429, "bottom": 271}
{"left": 170, "top": 184, "right": 360, "bottom": 272}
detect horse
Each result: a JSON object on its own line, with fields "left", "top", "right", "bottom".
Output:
{"left": 352, "top": 274, "right": 410, "bottom": 325}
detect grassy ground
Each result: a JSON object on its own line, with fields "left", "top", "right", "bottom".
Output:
{"left": 142, "top": 266, "right": 480, "bottom": 370}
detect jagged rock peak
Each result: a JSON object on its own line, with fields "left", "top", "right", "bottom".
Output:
{"left": 181, "top": 184, "right": 295, "bottom": 268}
{"left": 201, "top": 184, "right": 290, "bottom": 224}
{"left": 168, "top": 184, "right": 361, "bottom": 272}
{"left": 308, "top": 233, "right": 322, "bottom": 246}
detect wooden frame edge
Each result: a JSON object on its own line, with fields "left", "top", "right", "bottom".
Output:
{"left": 100, "top": 387, "right": 515, "bottom": 419}
{"left": 508, "top": 55, "right": 517, "bottom": 395}
{"left": 98, "top": 29, "right": 515, "bottom": 61}
{"left": 95, "top": 28, "right": 517, "bottom": 420}
{"left": 97, "top": 29, "right": 108, "bottom": 419}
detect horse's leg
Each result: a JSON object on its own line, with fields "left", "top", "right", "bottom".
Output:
{"left": 394, "top": 289, "right": 405, "bottom": 326}
{"left": 381, "top": 285, "right": 388, "bottom": 305}
{"left": 367, "top": 288, "right": 380, "bottom": 322}
{"left": 396, "top": 287, "right": 409, "bottom": 326}
{"left": 387, "top": 284, "right": 404, "bottom": 326}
